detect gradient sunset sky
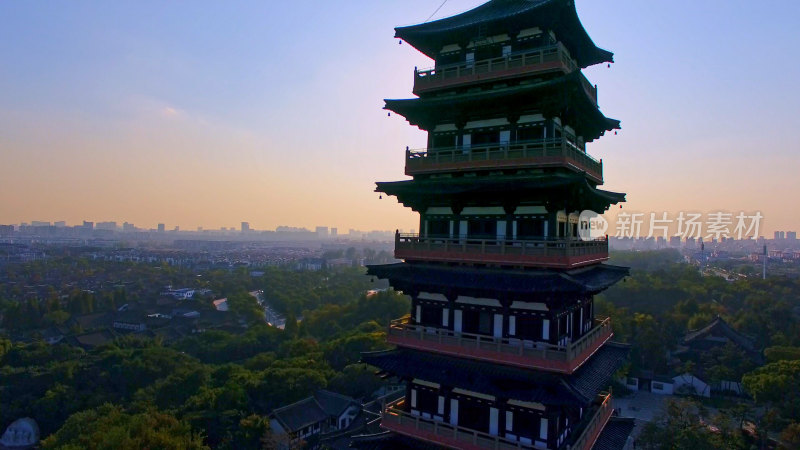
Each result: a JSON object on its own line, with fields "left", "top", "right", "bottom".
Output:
{"left": 1, "top": 1, "right": 799, "bottom": 234}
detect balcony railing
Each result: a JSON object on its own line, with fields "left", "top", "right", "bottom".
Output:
{"left": 414, "top": 43, "right": 588, "bottom": 97}
{"left": 387, "top": 317, "right": 613, "bottom": 374}
{"left": 395, "top": 234, "right": 609, "bottom": 269}
{"left": 382, "top": 399, "right": 532, "bottom": 450}
{"left": 381, "top": 393, "right": 613, "bottom": 450}
{"left": 405, "top": 138, "right": 602, "bottom": 182}
{"left": 568, "top": 393, "right": 613, "bottom": 450}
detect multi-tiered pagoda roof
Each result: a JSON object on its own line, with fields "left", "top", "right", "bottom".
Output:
{"left": 357, "top": 0, "right": 634, "bottom": 448}
{"left": 394, "top": 0, "right": 613, "bottom": 67}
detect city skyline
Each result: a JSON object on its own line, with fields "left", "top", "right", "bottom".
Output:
{"left": 2, "top": 1, "right": 799, "bottom": 233}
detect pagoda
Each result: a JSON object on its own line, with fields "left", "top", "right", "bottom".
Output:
{"left": 362, "top": 1, "right": 631, "bottom": 449}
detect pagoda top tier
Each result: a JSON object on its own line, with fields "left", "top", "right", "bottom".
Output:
{"left": 395, "top": 0, "right": 612, "bottom": 68}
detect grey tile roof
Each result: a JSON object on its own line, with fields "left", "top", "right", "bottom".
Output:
{"left": 271, "top": 396, "right": 328, "bottom": 433}
{"left": 271, "top": 390, "right": 360, "bottom": 434}
{"left": 314, "top": 390, "right": 359, "bottom": 417}
{"left": 362, "top": 343, "right": 629, "bottom": 407}
{"left": 367, "top": 262, "right": 629, "bottom": 297}
{"left": 394, "top": 0, "right": 613, "bottom": 67}
{"left": 591, "top": 417, "right": 635, "bottom": 450}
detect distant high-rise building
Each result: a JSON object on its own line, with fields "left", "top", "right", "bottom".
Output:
{"left": 54, "top": 221, "right": 66, "bottom": 228}
{"left": 31, "top": 221, "right": 50, "bottom": 227}
{"left": 82, "top": 221, "right": 94, "bottom": 230}
{"left": 787, "top": 231, "right": 797, "bottom": 241}
{"left": 331, "top": 228, "right": 338, "bottom": 237}
{"left": 669, "top": 236, "right": 682, "bottom": 247}
{"left": 96, "top": 221, "right": 117, "bottom": 231}
{"left": 775, "top": 231, "right": 785, "bottom": 240}
{"left": 122, "top": 222, "right": 135, "bottom": 232}
{"left": 316, "top": 226, "right": 328, "bottom": 238}
{"left": 241, "top": 222, "right": 250, "bottom": 232}
{"left": 0, "top": 225, "right": 14, "bottom": 236}
{"left": 158, "top": 223, "right": 165, "bottom": 233}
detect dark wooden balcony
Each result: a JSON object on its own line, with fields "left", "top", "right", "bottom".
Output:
{"left": 405, "top": 138, "right": 603, "bottom": 183}
{"left": 413, "top": 43, "right": 598, "bottom": 104}
{"left": 381, "top": 398, "right": 530, "bottom": 450}
{"left": 386, "top": 317, "right": 613, "bottom": 374}
{"left": 568, "top": 393, "right": 613, "bottom": 450}
{"left": 380, "top": 393, "right": 612, "bottom": 450}
{"left": 395, "top": 234, "right": 609, "bottom": 269}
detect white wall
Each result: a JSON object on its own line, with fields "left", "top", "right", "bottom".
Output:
{"left": 672, "top": 373, "right": 711, "bottom": 398}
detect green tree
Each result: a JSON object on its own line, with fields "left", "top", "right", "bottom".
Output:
{"left": 637, "top": 398, "right": 745, "bottom": 450}
{"left": 42, "top": 404, "right": 208, "bottom": 450}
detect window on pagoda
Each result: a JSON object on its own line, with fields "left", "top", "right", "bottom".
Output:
{"left": 436, "top": 51, "right": 461, "bottom": 66}
{"left": 411, "top": 384, "right": 440, "bottom": 418}
{"left": 515, "top": 315, "right": 544, "bottom": 342}
{"left": 462, "top": 309, "right": 492, "bottom": 335}
{"left": 516, "top": 124, "right": 544, "bottom": 142}
{"left": 431, "top": 133, "right": 456, "bottom": 149}
{"left": 427, "top": 219, "right": 450, "bottom": 238}
{"left": 558, "top": 221, "right": 567, "bottom": 237}
{"left": 471, "top": 130, "right": 500, "bottom": 146}
{"left": 515, "top": 30, "right": 556, "bottom": 52}
{"left": 507, "top": 408, "right": 546, "bottom": 443}
{"left": 517, "top": 218, "right": 545, "bottom": 239}
{"left": 467, "top": 218, "right": 497, "bottom": 239}
{"left": 474, "top": 44, "right": 503, "bottom": 61}
{"left": 456, "top": 396, "right": 491, "bottom": 433}
{"left": 419, "top": 304, "right": 442, "bottom": 327}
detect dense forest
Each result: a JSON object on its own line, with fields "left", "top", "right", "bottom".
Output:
{"left": 1, "top": 251, "right": 799, "bottom": 448}
{"left": 602, "top": 250, "right": 800, "bottom": 448}
{"left": 0, "top": 261, "right": 407, "bottom": 448}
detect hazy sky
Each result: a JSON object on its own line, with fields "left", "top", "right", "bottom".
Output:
{"left": 1, "top": 1, "right": 799, "bottom": 234}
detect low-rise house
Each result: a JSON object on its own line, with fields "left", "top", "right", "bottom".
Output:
{"left": 626, "top": 317, "right": 764, "bottom": 397}
{"left": 39, "top": 327, "right": 65, "bottom": 345}
{"left": 113, "top": 312, "right": 147, "bottom": 332}
{"left": 212, "top": 298, "right": 229, "bottom": 312}
{"left": 269, "top": 390, "right": 361, "bottom": 448}
{"left": 69, "top": 312, "right": 112, "bottom": 332}
{"left": 69, "top": 329, "right": 116, "bottom": 350}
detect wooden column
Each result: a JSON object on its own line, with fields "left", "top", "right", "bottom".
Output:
{"left": 508, "top": 113, "right": 520, "bottom": 145}
{"left": 452, "top": 203, "right": 464, "bottom": 240}
{"left": 503, "top": 203, "right": 516, "bottom": 242}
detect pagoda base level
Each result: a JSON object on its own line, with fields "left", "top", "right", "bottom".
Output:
{"left": 382, "top": 413, "right": 520, "bottom": 450}
{"left": 381, "top": 394, "right": 614, "bottom": 450}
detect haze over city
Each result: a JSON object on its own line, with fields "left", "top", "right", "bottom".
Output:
{"left": 2, "top": 0, "right": 799, "bottom": 233}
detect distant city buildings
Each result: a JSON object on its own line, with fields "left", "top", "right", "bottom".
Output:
{"left": 773, "top": 230, "right": 797, "bottom": 241}
{"left": 96, "top": 221, "right": 117, "bottom": 231}
{"left": 157, "top": 223, "right": 165, "bottom": 233}
{"left": 241, "top": 222, "right": 250, "bottom": 233}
